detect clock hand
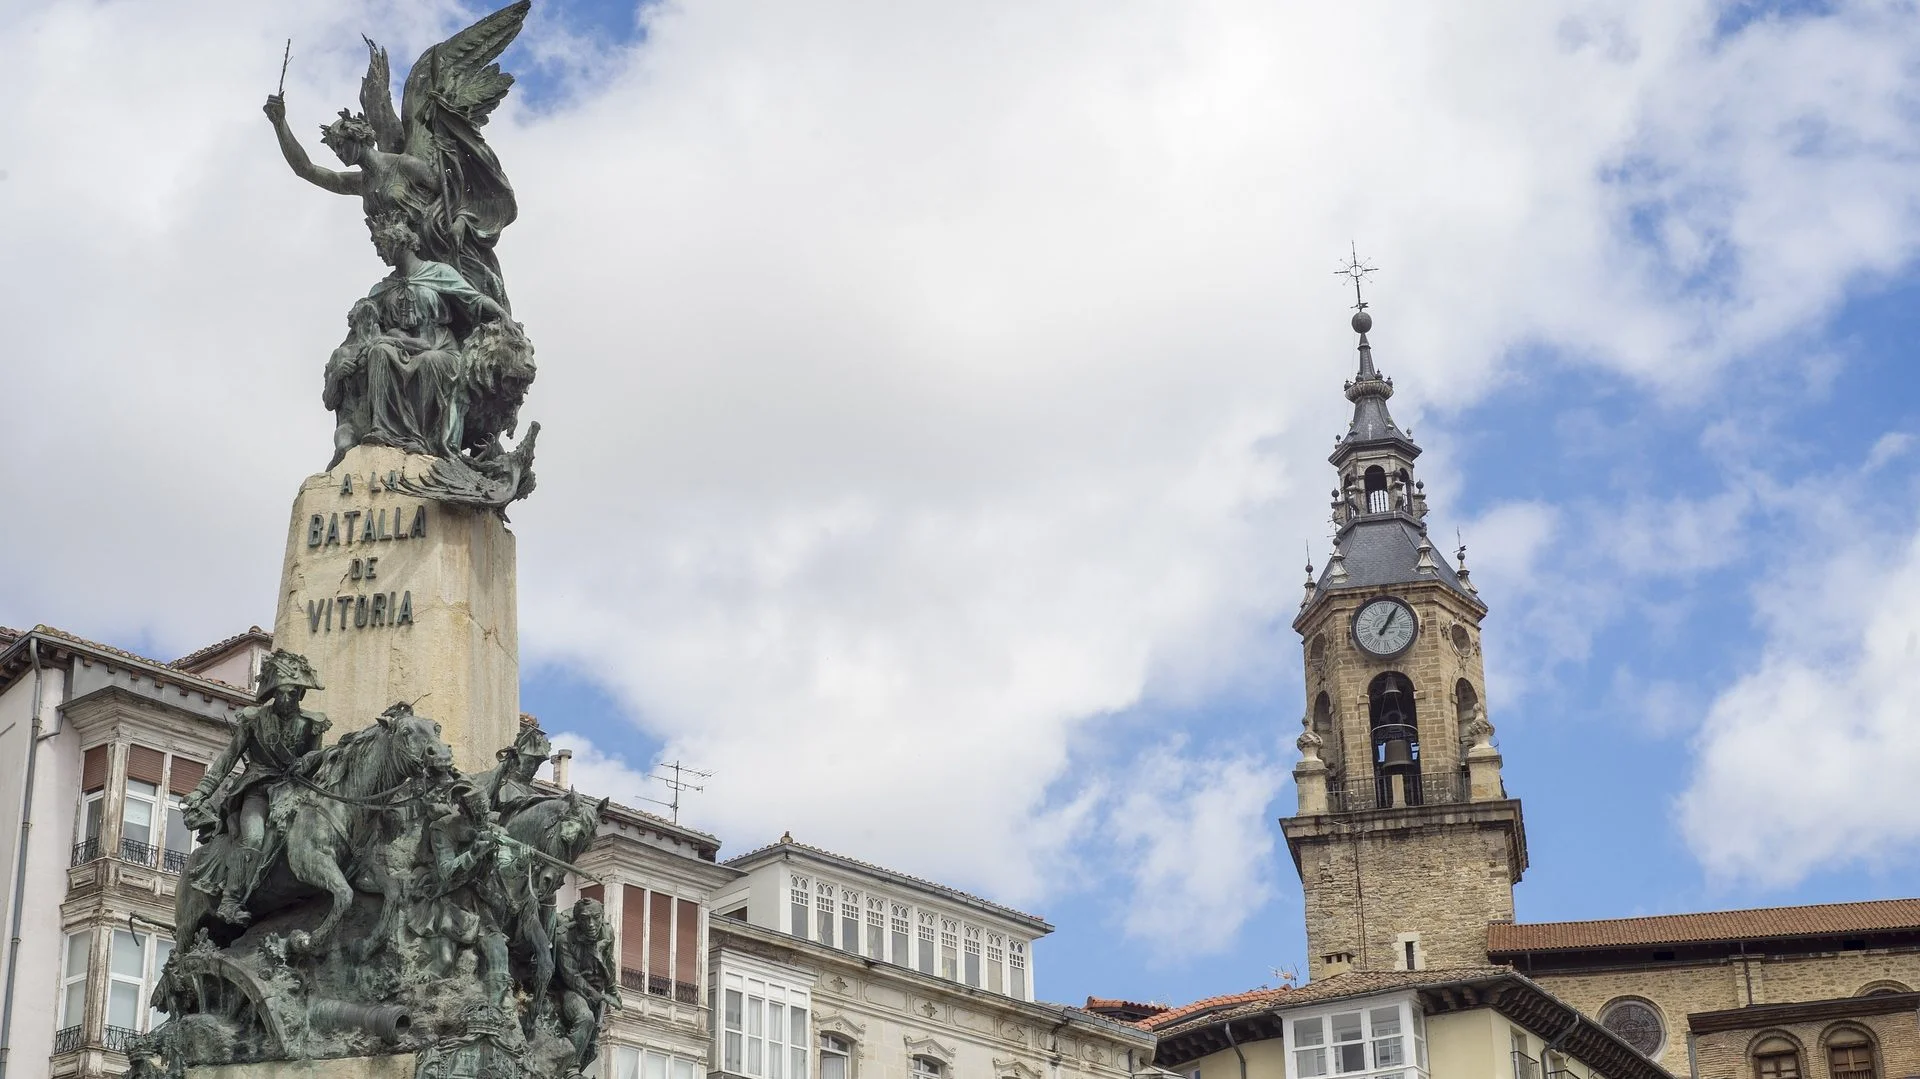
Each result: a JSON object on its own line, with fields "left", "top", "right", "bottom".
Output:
{"left": 1380, "top": 607, "right": 1397, "bottom": 634}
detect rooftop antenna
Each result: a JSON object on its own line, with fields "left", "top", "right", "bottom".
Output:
{"left": 639, "top": 760, "right": 712, "bottom": 824}
{"left": 1335, "top": 242, "right": 1377, "bottom": 312}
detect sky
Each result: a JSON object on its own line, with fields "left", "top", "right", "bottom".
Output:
{"left": 4, "top": 0, "right": 1920, "bottom": 1010}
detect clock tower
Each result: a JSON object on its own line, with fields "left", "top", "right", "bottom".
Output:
{"left": 1281, "top": 301, "right": 1527, "bottom": 978}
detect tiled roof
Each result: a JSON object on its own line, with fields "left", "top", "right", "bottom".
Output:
{"left": 725, "top": 836, "right": 1051, "bottom": 930}
{"left": 1145, "top": 968, "right": 1510, "bottom": 1035}
{"left": 0, "top": 625, "right": 256, "bottom": 704}
{"left": 1488, "top": 898, "right": 1920, "bottom": 954}
{"left": 1084, "top": 996, "right": 1168, "bottom": 1020}
{"left": 170, "top": 626, "right": 271, "bottom": 672}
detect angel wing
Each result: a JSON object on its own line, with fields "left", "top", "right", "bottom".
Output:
{"left": 399, "top": 0, "right": 530, "bottom": 239}
{"left": 358, "top": 37, "right": 405, "bottom": 154}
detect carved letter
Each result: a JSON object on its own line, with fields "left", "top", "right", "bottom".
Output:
{"left": 336, "top": 596, "right": 353, "bottom": 630}
{"left": 368, "top": 470, "right": 382, "bottom": 493}
{"left": 387, "top": 470, "right": 401, "bottom": 490}
{"left": 370, "top": 592, "right": 388, "bottom": 626}
{"left": 307, "top": 599, "right": 324, "bottom": 633}
{"left": 409, "top": 506, "right": 427, "bottom": 539}
{"left": 343, "top": 511, "right": 361, "bottom": 543}
{"left": 307, "top": 514, "right": 324, "bottom": 548}
{"left": 396, "top": 591, "right": 413, "bottom": 626}
{"left": 339, "top": 472, "right": 353, "bottom": 496}
{"left": 361, "top": 514, "right": 376, "bottom": 543}
{"left": 349, "top": 558, "right": 363, "bottom": 581}
{"left": 355, "top": 595, "right": 369, "bottom": 628}
{"left": 375, "top": 509, "right": 390, "bottom": 541}
{"left": 325, "top": 514, "right": 340, "bottom": 547}
{"left": 365, "top": 556, "right": 378, "bottom": 580}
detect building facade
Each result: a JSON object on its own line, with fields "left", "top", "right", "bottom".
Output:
{"left": 0, "top": 625, "right": 265, "bottom": 1079}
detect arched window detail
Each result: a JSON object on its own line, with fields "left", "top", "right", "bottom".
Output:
{"left": 1308, "top": 634, "right": 1328, "bottom": 675}
{"left": 1751, "top": 1035, "right": 1803, "bottom": 1079}
{"left": 1368, "top": 672, "right": 1420, "bottom": 807}
{"left": 1824, "top": 1025, "right": 1878, "bottom": 1079}
{"left": 819, "top": 1034, "right": 853, "bottom": 1079}
{"left": 1454, "top": 679, "right": 1480, "bottom": 747}
{"left": 1600, "top": 997, "right": 1666, "bottom": 1059}
{"left": 1856, "top": 980, "right": 1911, "bottom": 996}
{"left": 1364, "top": 466, "right": 1389, "bottom": 514}
{"left": 911, "top": 1057, "right": 945, "bottom": 1079}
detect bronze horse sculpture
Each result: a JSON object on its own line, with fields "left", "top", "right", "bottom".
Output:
{"left": 175, "top": 705, "right": 455, "bottom": 952}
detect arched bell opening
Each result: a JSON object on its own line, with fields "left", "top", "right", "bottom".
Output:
{"left": 1368, "top": 672, "right": 1421, "bottom": 807}
{"left": 1364, "top": 466, "right": 1389, "bottom": 514}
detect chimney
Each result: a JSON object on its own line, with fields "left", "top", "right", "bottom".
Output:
{"left": 552, "top": 747, "right": 573, "bottom": 788}
{"left": 1321, "top": 951, "right": 1355, "bottom": 978}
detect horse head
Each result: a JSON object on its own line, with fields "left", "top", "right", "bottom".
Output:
{"left": 553, "top": 790, "right": 608, "bottom": 860}
{"left": 374, "top": 703, "right": 455, "bottom": 781}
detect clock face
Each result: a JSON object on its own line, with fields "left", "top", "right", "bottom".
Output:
{"left": 1352, "top": 598, "right": 1417, "bottom": 657}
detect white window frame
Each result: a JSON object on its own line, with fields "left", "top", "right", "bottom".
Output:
{"left": 790, "top": 876, "right": 811, "bottom": 940}
{"left": 121, "top": 779, "right": 160, "bottom": 860}
{"left": 1008, "top": 940, "right": 1028, "bottom": 1000}
{"left": 938, "top": 919, "right": 958, "bottom": 980}
{"left": 889, "top": 904, "right": 910, "bottom": 966}
{"left": 610, "top": 1044, "right": 702, "bottom": 1079}
{"left": 1280, "top": 993, "right": 1426, "bottom": 1079}
{"left": 717, "top": 964, "right": 812, "bottom": 1079}
{"left": 106, "top": 928, "right": 171, "bottom": 1034}
{"left": 911, "top": 1057, "right": 945, "bottom": 1079}
{"left": 58, "top": 930, "right": 89, "bottom": 1033}
{"left": 819, "top": 1032, "right": 852, "bottom": 1079}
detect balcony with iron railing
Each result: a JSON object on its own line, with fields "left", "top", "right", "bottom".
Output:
{"left": 104, "top": 1025, "right": 142, "bottom": 1053}
{"left": 52, "top": 1025, "right": 84, "bottom": 1055}
{"left": 120, "top": 838, "right": 160, "bottom": 868}
{"left": 71, "top": 837, "right": 102, "bottom": 867}
{"left": 1513, "top": 1051, "right": 1542, "bottom": 1079}
{"left": 620, "top": 967, "right": 700, "bottom": 1005}
{"left": 1327, "top": 769, "right": 1464, "bottom": 813}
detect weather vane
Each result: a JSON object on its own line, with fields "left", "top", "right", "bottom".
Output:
{"left": 1335, "top": 242, "right": 1377, "bottom": 312}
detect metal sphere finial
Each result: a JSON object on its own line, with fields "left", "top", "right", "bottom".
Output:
{"left": 1351, "top": 310, "right": 1373, "bottom": 334}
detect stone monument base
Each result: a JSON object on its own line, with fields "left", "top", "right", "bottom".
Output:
{"left": 271, "top": 444, "right": 518, "bottom": 774}
{"left": 191, "top": 1055, "right": 416, "bottom": 1079}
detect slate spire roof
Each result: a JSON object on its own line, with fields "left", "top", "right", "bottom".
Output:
{"left": 1330, "top": 308, "right": 1420, "bottom": 465}
{"left": 1303, "top": 305, "right": 1481, "bottom": 612}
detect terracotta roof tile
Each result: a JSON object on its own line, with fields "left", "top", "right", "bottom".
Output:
{"left": 1135, "top": 987, "right": 1292, "bottom": 1031}
{"left": 170, "top": 626, "right": 271, "bottom": 672}
{"left": 1488, "top": 898, "right": 1920, "bottom": 954}
{"left": 725, "top": 836, "right": 1050, "bottom": 929}
{"left": 1085, "top": 996, "right": 1168, "bottom": 1017}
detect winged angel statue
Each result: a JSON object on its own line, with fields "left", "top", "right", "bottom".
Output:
{"left": 265, "top": 2, "right": 539, "bottom": 511}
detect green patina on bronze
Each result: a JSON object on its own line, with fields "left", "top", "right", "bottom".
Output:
{"left": 125, "top": 649, "right": 610, "bottom": 1079}
{"left": 272, "top": 0, "right": 541, "bottom": 513}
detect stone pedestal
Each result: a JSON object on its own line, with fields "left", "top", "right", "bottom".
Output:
{"left": 272, "top": 444, "right": 517, "bottom": 774}
{"left": 192, "top": 1055, "right": 416, "bottom": 1079}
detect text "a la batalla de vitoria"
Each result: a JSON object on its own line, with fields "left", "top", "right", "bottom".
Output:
{"left": 301, "top": 504, "right": 430, "bottom": 633}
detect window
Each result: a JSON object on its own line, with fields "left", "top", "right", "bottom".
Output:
{"left": 864, "top": 899, "right": 886, "bottom": 960}
{"left": 1599, "top": 998, "right": 1665, "bottom": 1059}
{"left": 1755, "top": 1051, "right": 1801, "bottom": 1079}
{"left": 162, "top": 793, "right": 194, "bottom": 870}
{"left": 1511, "top": 1029, "right": 1538, "bottom": 1079}
{"left": 890, "top": 904, "right": 910, "bottom": 965}
{"left": 1008, "top": 941, "right": 1027, "bottom": 1000}
{"left": 916, "top": 914, "right": 936, "bottom": 975}
{"left": 719, "top": 969, "right": 809, "bottom": 1079}
{"left": 939, "top": 920, "right": 958, "bottom": 980}
{"left": 790, "top": 877, "right": 810, "bottom": 940}
{"left": 106, "top": 929, "right": 171, "bottom": 1035}
{"left": 963, "top": 926, "right": 982, "bottom": 987}
{"left": 986, "top": 934, "right": 1005, "bottom": 993}
{"left": 816, "top": 884, "right": 835, "bottom": 947}
{"left": 78, "top": 791, "right": 103, "bottom": 855}
{"left": 840, "top": 893, "right": 860, "bottom": 954}
{"left": 1290, "top": 1001, "right": 1420, "bottom": 1079}
{"left": 1828, "top": 1030, "right": 1876, "bottom": 1079}
{"left": 121, "top": 780, "right": 159, "bottom": 864}
{"left": 911, "top": 1057, "right": 943, "bottom": 1078}
{"left": 1396, "top": 934, "right": 1421, "bottom": 972}
{"left": 611, "top": 1046, "right": 700, "bottom": 1079}
{"left": 59, "top": 931, "right": 88, "bottom": 1032}
{"left": 819, "top": 1034, "right": 851, "bottom": 1079}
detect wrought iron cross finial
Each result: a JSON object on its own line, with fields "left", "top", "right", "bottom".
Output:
{"left": 1335, "top": 242, "right": 1377, "bottom": 312}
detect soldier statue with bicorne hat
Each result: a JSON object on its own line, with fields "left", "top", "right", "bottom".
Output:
{"left": 183, "top": 649, "right": 333, "bottom": 924}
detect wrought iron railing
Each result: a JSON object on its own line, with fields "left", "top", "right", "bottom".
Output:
{"left": 104, "top": 1025, "right": 142, "bottom": 1053}
{"left": 71, "top": 837, "right": 102, "bottom": 867}
{"left": 162, "top": 847, "right": 190, "bottom": 873}
{"left": 119, "top": 838, "right": 160, "bottom": 867}
{"left": 618, "top": 968, "right": 699, "bottom": 1005}
{"left": 51, "top": 1025, "right": 84, "bottom": 1055}
{"left": 1327, "top": 770, "right": 1463, "bottom": 812}
{"left": 1513, "top": 1051, "right": 1541, "bottom": 1079}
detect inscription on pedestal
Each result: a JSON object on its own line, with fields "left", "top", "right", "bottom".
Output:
{"left": 297, "top": 468, "right": 431, "bottom": 636}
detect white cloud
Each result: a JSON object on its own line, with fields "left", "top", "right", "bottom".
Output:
{"left": 1680, "top": 524, "right": 1920, "bottom": 885}
{"left": 4, "top": 0, "right": 1920, "bottom": 949}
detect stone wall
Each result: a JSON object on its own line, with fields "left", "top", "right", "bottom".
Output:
{"left": 1291, "top": 803, "right": 1520, "bottom": 973}
{"left": 1529, "top": 949, "right": 1920, "bottom": 1078}
{"left": 1690, "top": 996, "right": 1920, "bottom": 1079}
